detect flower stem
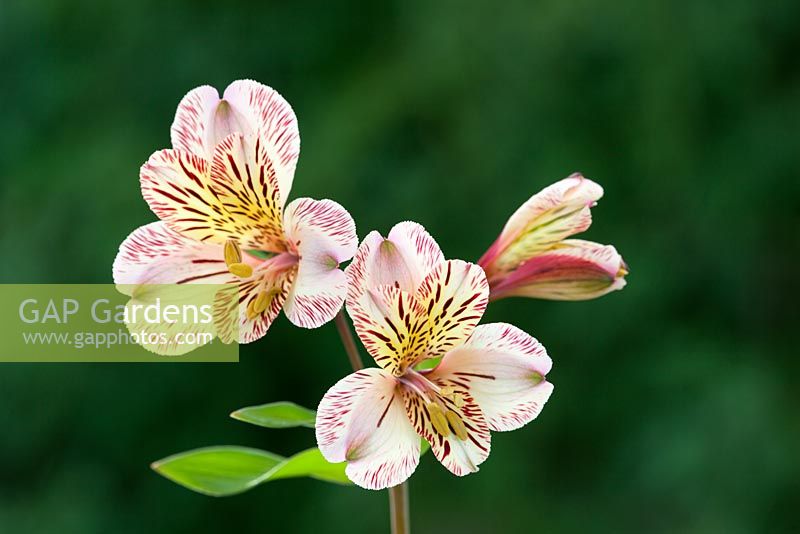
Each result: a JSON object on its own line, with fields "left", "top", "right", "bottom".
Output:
{"left": 389, "top": 482, "right": 410, "bottom": 534}
{"left": 333, "top": 309, "right": 410, "bottom": 534}
{"left": 334, "top": 310, "right": 363, "bottom": 371}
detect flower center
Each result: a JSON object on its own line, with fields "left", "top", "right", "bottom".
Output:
{"left": 246, "top": 252, "right": 299, "bottom": 319}
{"left": 224, "top": 240, "right": 300, "bottom": 320}
{"left": 399, "top": 369, "right": 469, "bottom": 441}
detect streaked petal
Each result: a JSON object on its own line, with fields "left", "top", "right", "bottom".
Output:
{"left": 345, "top": 230, "right": 385, "bottom": 303}
{"left": 402, "top": 380, "right": 491, "bottom": 477}
{"left": 491, "top": 239, "right": 627, "bottom": 301}
{"left": 282, "top": 265, "right": 346, "bottom": 329}
{"left": 431, "top": 323, "right": 553, "bottom": 431}
{"left": 171, "top": 81, "right": 300, "bottom": 207}
{"left": 416, "top": 260, "right": 489, "bottom": 358}
{"left": 282, "top": 198, "right": 357, "bottom": 328}
{"left": 348, "top": 286, "right": 429, "bottom": 376}
{"left": 209, "top": 132, "right": 287, "bottom": 251}
{"left": 479, "top": 174, "right": 603, "bottom": 275}
{"left": 385, "top": 221, "right": 445, "bottom": 289}
{"left": 140, "top": 149, "right": 235, "bottom": 245}
{"left": 170, "top": 85, "right": 224, "bottom": 159}
{"left": 114, "top": 222, "right": 236, "bottom": 352}
{"left": 113, "top": 222, "right": 291, "bottom": 344}
{"left": 284, "top": 197, "right": 358, "bottom": 263}
{"left": 345, "top": 222, "right": 444, "bottom": 303}
{"left": 225, "top": 267, "right": 294, "bottom": 344}
{"left": 222, "top": 80, "right": 300, "bottom": 207}
{"left": 316, "top": 368, "right": 421, "bottom": 490}
{"left": 113, "top": 222, "right": 234, "bottom": 286}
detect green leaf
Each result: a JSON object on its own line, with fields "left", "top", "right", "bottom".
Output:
{"left": 151, "top": 446, "right": 285, "bottom": 496}
{"left": 270, "top": 448, "right": 351, "bottom": 485}
{"left": 230, "top": 401, "right": 316, "bottom": 429}
{"left": 152, "top": 446, "right": 350, "bottom": 496}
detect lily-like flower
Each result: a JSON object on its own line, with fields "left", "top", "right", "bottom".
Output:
{"left": 316, "top": 223, "right": 553, "bottom": 489}
{"left": 113, "top": 80, "right": 357, "bottom": 342}
{"left": 478, "top": 173, "right": 627, "bottom": 301}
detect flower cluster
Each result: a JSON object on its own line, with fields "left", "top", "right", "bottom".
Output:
{"left": 117, "top": 80, "right": 627, "bottom": 490}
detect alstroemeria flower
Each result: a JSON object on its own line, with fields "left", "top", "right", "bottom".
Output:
{"left": 316, "top": 224, "right": 553, "bottom": 490}
{"left": 478, "top": 173, "right": 627, "bottom": 301}
{"left": 113, "top": 80, "right": 357, "bottom": 342}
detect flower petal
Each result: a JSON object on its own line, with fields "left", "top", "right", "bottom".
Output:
{"left": 281, "top": 198, "right": 357, "bottom": 328}
{"left": 385, "top": 221, "right": 445, "bottom": 288}
{"left": 170, "top": 85, "right": 224, "bottom": 159}
{"left": 113, "top": 222, "right": 290, "bottom": 344}
{"left": 345, "top": 222, "right": 444, "bottom": 303}
{"left": 348, "top": 286, "right": 430, "bottom": 376}
{"left": 345, "top": 230, "right": 385, "bottom": 303}
{"left": 171, "top": 81, "right": 300, "bottom": 207}
{"left": 415, "top": 260, "right": 489, "bottom": 358}
{"left": 113, "top": 221, "right": 233, "bottom": 286}
{"left": 140, "top": 149, "right": 235, "bottom": 245}
{"left": 431, "top": 323, "right": 553, "bottom": 432}
{"left": 402, "top": 380, "right": 491, "bottom": 477}
{"left": 222, "top": 80, "right": 300, "bottom": 207}
{"left": 209, "top": 132, "right": 288, "bottom": 251}
{"left": 491, "top": 239, "right": 627, "bottom": 301}
{"left": 113, "top": 222, "right": 236, "bottom": 352}
{"left": 316, "top": 368, "right": 421, "bottom": 490}
{"left": 479, "top": 174, "right": 603, "bottom": 276}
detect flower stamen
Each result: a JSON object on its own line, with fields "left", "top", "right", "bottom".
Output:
{"left": 445, "top": 410, "right": 468, "bottom": 440}
{"left": 427, "top": 402, "right": 451, "bottom": 437}
{"left": 224, "top": 239, "right": 253, "bottom": 278}
{"left": 224, "top": 239, "right": 242, "bottom": 265}
{"left": 245, "top": 298, "right": 258, "bottom": 320}
{"left": 228, "top": 262, "right": 253, "bottom": 278}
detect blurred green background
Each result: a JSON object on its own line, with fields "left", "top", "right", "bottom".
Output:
{"left": 1, "top": 1, "right": 798, "bottom": 532}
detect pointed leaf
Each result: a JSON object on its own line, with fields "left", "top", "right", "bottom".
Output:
{"left": 151, "top": 446, "right": 284, "bottom": 496}
{"left": 269, "top": 448, "right": 350, "bottom": 485}
{"left": 230, "top": 401, "right": 316, "bottom": 429}
{"left": 152, "top": 446, "right": 350, "bottom": 497}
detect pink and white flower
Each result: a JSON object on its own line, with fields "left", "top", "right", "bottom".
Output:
{"left": 316, "top": 223, "right": 553, "bottom": 489}
{"left": 113, "top": 80, "right": 357, "bottom": 342}
{"left": 478, "top": 173, "right": 628, "bottom": 301}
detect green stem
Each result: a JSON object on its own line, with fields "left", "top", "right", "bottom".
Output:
{"left": 334, "top": 310, "right": 363, "bottom": 371}
{"left": 333, "top": 310, "right": 410, "bottom": 534}
{"left": 389, "top": 482, "right": 410, "bottom": 534}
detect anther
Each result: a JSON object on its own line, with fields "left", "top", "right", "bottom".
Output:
{"left": 224, "top": 239, "right": 242, "bottom": 266}
{"left": 445, "top": 410, "right": 468, "bottom": 441}
{"left": 439, "top": 385, "right": 465, "bottom": 408}
{"left": 246, "top": 298, "right": 258, "bottom": 320}
{"left": 427, "top": 402, "right": 451, "bottom": 437}
{"left": 228, "top": 262, "right": 253, "bottom": 278}
{"left": 253, "top": 291, "right": 271, "bottom": 314}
